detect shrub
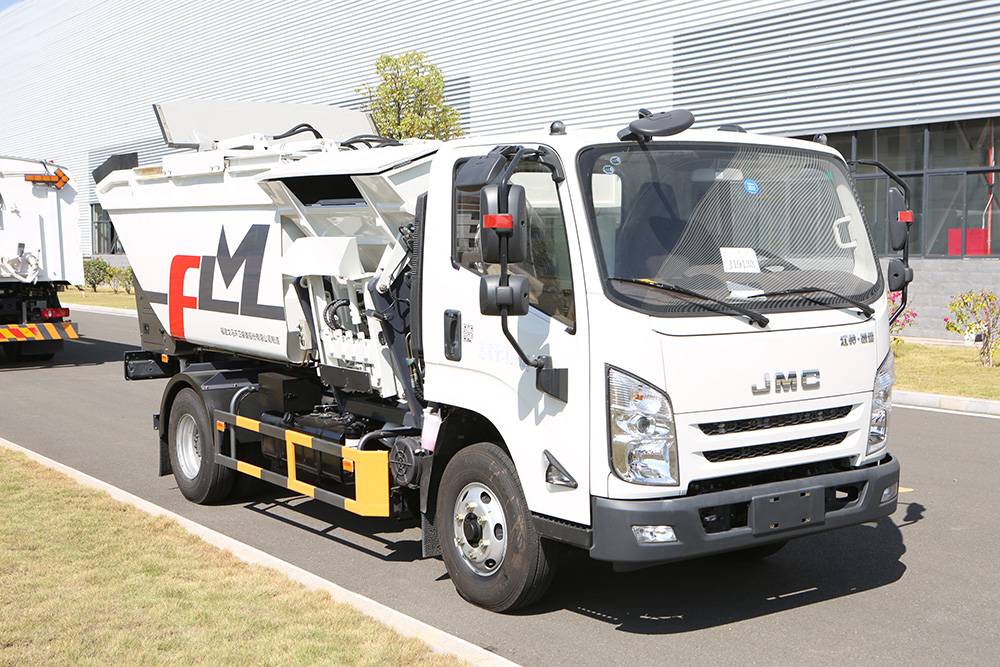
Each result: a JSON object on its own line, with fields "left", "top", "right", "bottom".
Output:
{"left": 82, "top": 258, "right": 110, "bottom": 292}
{"left": 107, "top": 265, "right": 134, "bottom": 294}
{"left": 943, "top": 290, "right": 1000, "bottom": 367}
{"left": 121, "top": 266, "right": 134, "bottom": 295}
{"left": 887, "top": 291, "right": 917, "bottom": 343}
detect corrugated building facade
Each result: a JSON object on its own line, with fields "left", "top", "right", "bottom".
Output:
{"left": 2, "top": 0, "right": 998, "bottom": 337}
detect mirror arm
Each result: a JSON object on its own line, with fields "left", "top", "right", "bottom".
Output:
{"left": 889, "top": 284, "right": 909, "bottom": 327}
{"left": 534, "top": 146, "right": 566, "bottom": 183}
{"left": 500, "top": 307, "right": 540, "bottom": 369}
{"left": 499, "top": 146, "right": 531, "bottom": 188}
{"left": 850, "top": 159, "right": 911, "bottom": 202}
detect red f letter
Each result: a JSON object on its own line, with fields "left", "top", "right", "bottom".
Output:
{"left": 169, "top": 255, "right": 201, "bottom": 341}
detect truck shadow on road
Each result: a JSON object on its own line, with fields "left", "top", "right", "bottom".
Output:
{"left": 240, "top": 493, "right": 423, "bottom": 563}
{"left": 534, "top": 517, "right": 907, "bottom": 633}
{"left": 0, "top": 337, "right": 135, "bottom": 371}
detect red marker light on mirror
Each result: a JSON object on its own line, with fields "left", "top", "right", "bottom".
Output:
{"left": 483, "top": 214, "right": 514, "bottom": 229}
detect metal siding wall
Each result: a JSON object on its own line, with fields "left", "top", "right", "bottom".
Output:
{"left": 672, "top": 0, "right": 1000, "bottom": 135}
{"left": 4, "top": 0, "right": 997, "bottom": 258}
{"left": 1, "top": 0, "right": 678, "bottom": 257}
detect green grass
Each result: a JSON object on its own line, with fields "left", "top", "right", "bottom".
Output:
{"left": 893, "top": 341, "right": 1000, "bottom": 400}
{"left": 0, "top": 448, "right": 467, "bottom": 667}
{"left": 60, "top": 286, "right": 137, "bottom": 310}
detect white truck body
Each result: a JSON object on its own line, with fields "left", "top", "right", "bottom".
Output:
{"left": 0, "top": 155, "right": 82, "bottom": 358}
{"left": 96, "top": 102, "right": 904, "bottom": 610}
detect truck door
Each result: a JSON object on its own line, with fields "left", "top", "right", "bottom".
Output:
{"left": 422, "top": 149, "right": 591, "bottom": 526}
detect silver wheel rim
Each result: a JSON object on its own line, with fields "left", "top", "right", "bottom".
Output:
{"left": 175, "top": 413, "right": 202, "bottom": 480}
{"left": 451, "top": 482, "right": 507, "bottom": 577}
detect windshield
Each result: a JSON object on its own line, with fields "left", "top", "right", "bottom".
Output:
{"left": 579, "top": 143, "right": 882, "bottom": 317}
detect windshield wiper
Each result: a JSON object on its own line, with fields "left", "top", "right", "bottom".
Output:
{"left": 609, "top": 277, "right": 769, "bottom": 327}
{"left": 748, "top": 286, "right": 874, "bottom": 318}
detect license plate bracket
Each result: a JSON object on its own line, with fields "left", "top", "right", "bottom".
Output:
{"left": 749, "top": 487, "right": 825, "bottom": 535}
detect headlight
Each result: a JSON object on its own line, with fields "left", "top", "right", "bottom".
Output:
{"left": 868, "top": 352, "right": 895, "bottom": 456}
{"left": 608, "top": 367, "right": 678, "bottom": 485}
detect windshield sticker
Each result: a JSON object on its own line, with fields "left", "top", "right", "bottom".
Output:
{"left": 743, "top": 178, "right": 760, "bottom": 195}
{"left": 727, "top": 281, "right": 765, "bottom": 300}
{"left": 720, "top": 247, "right": 761, "bottom": 273}
{"left": 603, "top": 165, "right": 615, "bottom": 174}
{"left": 609, "top": 155, "right": 622, "bottom": 165}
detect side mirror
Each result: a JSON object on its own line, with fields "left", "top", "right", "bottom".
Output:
{"left": 480, "top": 274, "right": 530, "bottom": 316}
{"left": 888, "top": 187, "right": 912, "bottom": 252}
{"left": 455, "top": 153, "right": 506, "bottom": 192}
{"left": 480, "top": 183, "right": 528, "bottom": 264}
{"left": 887, "top": 258, "right": 913, "bottom": 292}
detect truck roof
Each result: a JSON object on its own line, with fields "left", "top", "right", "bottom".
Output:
{"left": 442, "top": 124, "right": 846, "bottom": 162}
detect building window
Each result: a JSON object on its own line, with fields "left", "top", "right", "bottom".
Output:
{"left": 800, "top": 118, "right": 999, "bottom": 258}
{"left": 91, "top": 203, "right": 123, "bottom": 254}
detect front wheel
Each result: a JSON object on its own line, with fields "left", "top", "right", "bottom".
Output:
{"left": 168, "top": 388, "right": 233, "bottom": 504}
{"left": 437, "top": 443, "right": 556, "bottom": 612}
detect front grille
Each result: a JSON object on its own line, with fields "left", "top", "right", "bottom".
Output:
{"left": 703, "top": 432, "right": 848, "bottom": 463}
{"left": 698, "top": 405, "right": 852, "bottom": 435}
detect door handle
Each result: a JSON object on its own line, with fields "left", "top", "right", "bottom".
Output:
{"left": 444, "top": 310, "right": 462, "bottom": 361}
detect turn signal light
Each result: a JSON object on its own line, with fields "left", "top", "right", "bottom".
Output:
{"left": 25, "top": 168, "right": 69, "bottom": 189}
{"left": 41, "top": 308, "right": 70, "bottom": 319}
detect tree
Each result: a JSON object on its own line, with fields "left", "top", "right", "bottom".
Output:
{"left": 358, "top": 51, "right": 464, "bottom": 141}
{"left": 83, "top": 258, "right": 110, "bottom": 292}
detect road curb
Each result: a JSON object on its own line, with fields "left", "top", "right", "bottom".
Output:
{"left": 0, "top": 437, "right": 519, "bottom": 667}
{"left": 64, "top": 303, "right": 137, "bottom": 317}
{"left": 894, "top": 390, "right": 1000, "bottom": 417}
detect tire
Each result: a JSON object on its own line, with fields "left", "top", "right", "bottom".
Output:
{"left": 725, "top": 540, "right": 788, "bottom": 561}
{"left": 437, "top": 443, "right": 556, "bottom": 612}
{"left": 168, "top": 388, "right": 233, "bottom": 504}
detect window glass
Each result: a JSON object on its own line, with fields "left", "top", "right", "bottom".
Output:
{"left": 827, "top": 133, "right": 853, "bottom": 161}
{"left": 453, "top": 160, "right": 575, "bottom": 325}
{"left": 855, "top": 129, "right": 876, "bottom": 162}
{"left": 925, "top": 173, "right": 966, "bottom": 255}
{"left": 855, "top": 176, "right": 888, "bottom": 254}
{"left": 91, "top": 203, "right": 123, "bottom": 254}
{"left": 929, "top": 119, "right": 991, "bottom": 169}
{"left": 578, "top": 143, "right": 882, "bottom": 317}
{"left": 876, "top": 125, "right": 924, "bottom": 173}
{"left": 965, "top": 170, "right": 1000, "bottom": 256}
{"left": 903, "top": 175, "right": 924, "bottom": 256}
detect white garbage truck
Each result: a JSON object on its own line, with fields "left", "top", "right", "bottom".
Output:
{"left": 1, "top": 155, "right": 83, "bottom": 360}
{"left": 95, "top": 101, "right": 912, "bottom": 611}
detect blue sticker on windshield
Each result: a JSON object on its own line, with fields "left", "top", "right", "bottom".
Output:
{"left": 744, "top": 179, "right": 760, "bottom": 195}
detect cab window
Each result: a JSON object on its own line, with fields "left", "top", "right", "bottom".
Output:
{"left": 453, "top": 160, "right": 575, "bottom": 326}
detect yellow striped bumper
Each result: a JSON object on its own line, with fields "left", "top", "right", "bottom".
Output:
{"left": 0, "top": 322, "right": 79, "bottom": 342}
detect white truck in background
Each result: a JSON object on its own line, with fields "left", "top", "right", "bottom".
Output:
{"left": 0, "top": 155, "right": 83, "bottom": 361}
{"left": 95, "top": 101, "right": 913, "bottom": 611}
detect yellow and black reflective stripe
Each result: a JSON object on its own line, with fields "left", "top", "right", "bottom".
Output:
{"left": 0, "top": 322, "right": 79, "bottom": 342}
{"left": 213, "top": 410, "right": 390, "bottom": 517}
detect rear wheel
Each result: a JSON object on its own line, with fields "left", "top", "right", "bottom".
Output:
{"left": 437, "top": 443, "right": 556, "bottom": 612}
{"left": 168, "top": 388, "right": 233, "bottom": 504}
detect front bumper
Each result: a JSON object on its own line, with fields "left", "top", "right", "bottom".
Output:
{"left": 590, "top": 454, "right": 899, "bottom": 565}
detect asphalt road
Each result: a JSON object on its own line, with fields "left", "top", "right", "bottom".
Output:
{"left": 2, "top": 310, "right": 998, "bottom": 665}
